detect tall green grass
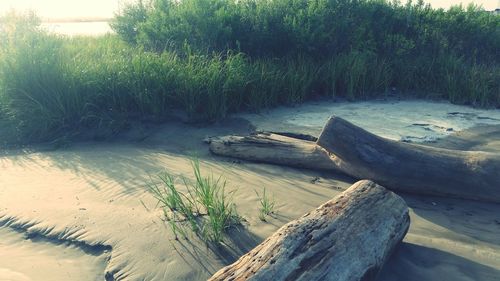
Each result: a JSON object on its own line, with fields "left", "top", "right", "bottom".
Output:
{"left": 0, "top": 5, "right": 498, "bottom": 144}
{"left": 0, "top": 25, "right": 393, "bottom": 142}
{"left": 112, "top": 0, "right": 499, "bottom": 106}
{"left": 148, "top": 159, "right": 241, "bottom": 243}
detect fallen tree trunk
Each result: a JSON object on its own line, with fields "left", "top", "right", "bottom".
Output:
{"left": 209, "top": 180, "right": 410, "bottom": 281}
{"left": 317, "top": 116, "right": 500, "bottom": 203}
{"left": 208, "top": 132, "right": 339, "bottom": 172}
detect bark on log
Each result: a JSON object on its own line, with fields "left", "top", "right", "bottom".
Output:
{"left": 317, "top": 116, "right": 500, "bottom": 203}
{"left": 208, "top": 132, "right": 339, "bottom": 172}
{"left": 209, "top": 180, "right": 410, "bottom": 281}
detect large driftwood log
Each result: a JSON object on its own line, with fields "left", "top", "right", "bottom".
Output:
{"left": 209, "top": 180, "right": 410, "bottom": 281}
{"left": 317, "top": 116, "right": 500, "bottom": 203}
{"left": 209, "top": 132, "right": 339, "bottom": 172}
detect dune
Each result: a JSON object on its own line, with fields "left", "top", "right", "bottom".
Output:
{"left": 0, "top": 100, "right": 499, "bottom": 280}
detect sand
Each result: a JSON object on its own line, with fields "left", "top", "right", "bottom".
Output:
{"left": 238, "top": 99, "right": 500, "bottom": 142}
{"left": 0, "top": 227, "right": 108, "bottom": 281}
{"left": 0, "top": 99, "right": 499, "bottom": 281}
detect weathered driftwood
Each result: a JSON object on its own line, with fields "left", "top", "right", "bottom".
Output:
{"left": 209, "top": 132, "right": 339, "bottom": 172}
{"left": 317, "top": 116, "right": 500, "bottom": 203}
{"left": 209, "top": 180, "right": 410, "bottom": 281}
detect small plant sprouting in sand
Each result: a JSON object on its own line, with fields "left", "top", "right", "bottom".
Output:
{"left": 255, "top": 187, "right": 276, "bottom": 222}
{"left": 148, "top": 159, "right": 240, "bottom": 243}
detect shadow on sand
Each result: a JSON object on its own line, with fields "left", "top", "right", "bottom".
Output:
{"left": 2, "top": 120, "right": 499, "bottom": 280}
{"left": 377, "top": 242, "right": 500, "bottom": 281}
{"left": 403, "top": 125, "right": 500, "bottom": 245}
{"left": 170, "top": 224, "right": 261, "bottom": 275}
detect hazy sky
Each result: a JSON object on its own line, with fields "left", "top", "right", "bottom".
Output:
{"left": 0, "top": 0, "right": 498, "bottom": 20}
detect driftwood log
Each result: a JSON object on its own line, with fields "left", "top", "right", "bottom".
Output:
{"left": 209, "top": 180, "right": 410, "bottom": 281}
{"left": 317, "top": 116, "right": 500, "bottom": 203}
{"left": 209, "top": 132, "right": 339, "bottom": 172}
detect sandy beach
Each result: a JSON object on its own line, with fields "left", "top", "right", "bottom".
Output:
{"left": 1, "top": 100, "right": 499, "bottom": 281}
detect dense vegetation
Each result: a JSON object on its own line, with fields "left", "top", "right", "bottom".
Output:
{"left": 113, "top": 0, "right": 499, "bottom": 102}
{"left": 0, "top": 0, "right": 499, "bottom": 144}
{"left": 115, "top": 0, "right": 499, "bottom": 60}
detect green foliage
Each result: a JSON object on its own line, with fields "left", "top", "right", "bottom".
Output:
{"left": 111, "top": 0, "right": 499, "bottom": 107}
{"left": 255, "top": 187, "right": 276, "bottom": 222}
{"left": 137, "top": 0, "right": 242, "bottom": 53}
{"left": 0, "top": 30, "right": 149, "bottom": 142}
{"left": 0, "top": 4, "right": 499, "bottom": 144}
{"left": 0, "top": 10, "right": 40, "bottom": 46}
{"left": 0, "top": 13, "right": 84, "bottom": 141}
{"left": 148, "top": 159, "right": 241, "bottom": 243}
{"left": 114, "top": 0, "right": 500, "bottom": 63}
{"left": 110, "top": 0, "right": 149, "bottom": 44}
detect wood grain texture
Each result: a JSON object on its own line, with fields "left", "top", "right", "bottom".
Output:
{"left": 209, "top": 180, "right": 410, "bottom": 281}
{"left": 317, "top": 116, "right": 500, "bottom": 202}
{"left": 209, "top": 132, "right": 339, "bottom": 172}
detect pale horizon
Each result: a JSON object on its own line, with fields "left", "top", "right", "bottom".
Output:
{"left": 0, "top": 0, "right": 498, "bottom": 21}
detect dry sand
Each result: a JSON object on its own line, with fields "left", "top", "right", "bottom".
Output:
{"left": 0, "top": 227, "right": 108, "bottom": 281}
{"left": 0, "top": 100, "right": 499, "bottom": 281}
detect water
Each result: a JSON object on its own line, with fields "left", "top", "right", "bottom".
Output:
{"left": 40, "top": 21, "right": 113, "bottom": 36}
{"left": 6, "top": 0, "right": 498, "bottom": 36}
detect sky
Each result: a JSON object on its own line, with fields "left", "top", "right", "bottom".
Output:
{"left": 0, "top": 0, "right": 132, "bottom": 19}
{"left": 0, "top": 0, "right": 498, "bottom": 20}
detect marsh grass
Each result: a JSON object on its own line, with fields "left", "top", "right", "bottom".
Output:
{"left": 148, "top": 160, "right": 240, "bottom": 243}
{"left": 255, "top": 187, "right": 276, "bottom": 222}
{"left": 0, "top": 7, "right": 499, "bottom": 144}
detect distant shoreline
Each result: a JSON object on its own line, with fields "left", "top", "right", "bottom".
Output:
{"left": 41, "top": 17, "right": 112, "bottom": 24}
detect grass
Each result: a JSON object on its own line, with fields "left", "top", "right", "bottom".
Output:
{"left": 0, "top": 5, "right": 499, "bottom": 144}
{"left": 255, "top": 187, "right": 276, "bottom": 222}
{"left": 148, "top": 159, "right": 240, "bottom": 243}
{"left": 0, "top": 27, "right": 394, "bottom": 143}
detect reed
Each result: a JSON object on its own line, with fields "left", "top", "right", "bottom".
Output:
{"left": 1, "top": 5, "right": 498, "bottom": 144}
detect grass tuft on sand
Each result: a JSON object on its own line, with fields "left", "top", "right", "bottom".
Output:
{"left": 148, "top": 159, "right": 241, "bottom": 243}
{"left": 255, "top": 187, "right": 276, "bottom": 222}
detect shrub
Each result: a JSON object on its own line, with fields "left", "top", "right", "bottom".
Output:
{"left": 113, "top": 0, "right": 500, "bottom": 64}
{"left": 110, "top": 0, "right": 149, "bottom": 44}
